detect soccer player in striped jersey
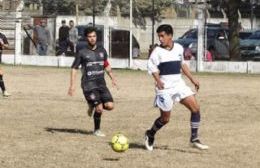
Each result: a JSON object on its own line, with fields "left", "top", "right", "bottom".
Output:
{"left": 145, "top": 24, "right": 209, "bottom": 151}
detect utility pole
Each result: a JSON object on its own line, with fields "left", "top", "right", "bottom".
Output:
{"left": 250, "top": 0, "right": 256, "bottom": 30}
{"left": 75, "top": 0, "right": 79, "bottom": 26}
{"left": 15, "top": 0, "right": 24, "bottom": 65}
{"left": 152, "top": 0, "right": 155, "bottom": 45}
{"left": 92, "top": 0, "right": 95, "bottom": 27}
{"left": 129, "top": 0, "right": 133, "bottom": 68}
{"left": 196, "top": 0, "right": 206, "bottom": 72}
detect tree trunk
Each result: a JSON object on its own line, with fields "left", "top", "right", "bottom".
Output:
{"left": 227, "top": 0, "right": 241, "bottom": 60}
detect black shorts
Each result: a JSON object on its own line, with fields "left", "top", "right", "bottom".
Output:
{"left": 83, "top": 87, "right": 113, "bottom": 107}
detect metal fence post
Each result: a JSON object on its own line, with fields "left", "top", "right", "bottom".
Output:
{"left": 129, "top": 0, "right": 133, "bottom": 68}
{"left": 196, "top": 2, "right": 206, "bottom": 72}
{"left": 15, "top": 11, "right": 22, "bottom": 65}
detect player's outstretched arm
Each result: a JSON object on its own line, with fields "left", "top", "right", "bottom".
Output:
{"left": 0, "top": 39, "right": 8, "bottom": 49}
{"left": 105, "top": 65, "right": 118, "bottom": 89}
{"left": 68, "top": 68, "right": 77, "bottom": 96}
{"left": 181, "top": 64, "right": 200, "bottom": 92}
{"left": 152, "top": 72, "right": 164, "bottom": 90}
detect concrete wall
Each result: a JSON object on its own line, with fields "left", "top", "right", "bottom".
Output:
{"left": 203, "top": 61, "right": 248, "bottom": 73}
{"left": 206, "top": 18, "right": 253, "bottom": 30}
{"left": 2, "top": 54, "right": 260, "bottom": 74}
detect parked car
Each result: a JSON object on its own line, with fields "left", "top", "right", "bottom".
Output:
{"left": 239, "top": 31, "right": 253, "bottom": 40}
{"left": 57, "top": 24, "right": 140, "bottom": 58}
{"left": 175, "top": 27, "right": 229, "bottom": 60}
{"left": 110, "top": 29, "right": 140, "bottom": 58}
{"left": 240, "top": 30, "right": 260, "bottom": 61}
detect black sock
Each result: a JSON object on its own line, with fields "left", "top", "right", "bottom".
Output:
{"left": 149, "top": 117, "right": 165, "bottom": 137}
{"left": 93, "top": 112, "right": 102, "bottom": 131}
{"left": 190, "top": 112, "right": 200, "bottom": 141}
{"left": 0, "top": 75, "right": 6, "bottom": 92}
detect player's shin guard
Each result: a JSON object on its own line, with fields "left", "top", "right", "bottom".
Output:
{"left": 149, "top": 117, "right": 165, "bottom": 137}
{"left": 93, "top": 112, "right": 102, "bottom": 131}
{"left": 190, "top": 112, "right": 200, "bottom": 141}
{"left": 0, "top": 75, "right": 6, "bottom": 92}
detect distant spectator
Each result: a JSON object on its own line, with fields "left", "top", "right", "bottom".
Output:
{"left": 68, "top": 20, "right": 78, "bottom": 55}
{"left": 57, "top": 20, "right": 70, "bottom": 56}
{"left": 26, "top": 19, "right": 51, "bottom": 56}
{"left": 205, "top": 46, "right": 214, "bottom": 62}
{"left": 184, "top": 48, "right": 195, "bottom": 60}
{"left": 214, "top": 31, "right": 229, "bottom": 60}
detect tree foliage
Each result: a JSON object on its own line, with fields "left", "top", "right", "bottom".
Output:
{"left": 78, "top": 0, "right": 108, "bottom": 16}
{"left": 40, "top": 0, "right": 174, "bottom": 28}
{"left": 132, "top": 0, "right": 173, "bottom": 28}
{"left": 41, "top": 0, "right": 173, "bottom": 17}
{"left": 41, "top": 0, "right": 76, "bottom": 15}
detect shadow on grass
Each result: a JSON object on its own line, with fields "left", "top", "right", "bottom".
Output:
{"left": 45, "top": 127, "right": 93, "bottom": 135}
{"left": 107, "top": 141, "right": 144, "bottom": 150}
{"left": 154, "top": 145, "right": 171, "bottom": 150}
{"left": 129, "top": 142, "right": 145, "bottom": 149}
{"left": 103, "top": 158, "right": 120, "bottom": 161}
{"left": 173, "top": 148, "right": 207, "bottom": 154}
{"left": 108, "top": 141, "right": 171, "bottom": 151}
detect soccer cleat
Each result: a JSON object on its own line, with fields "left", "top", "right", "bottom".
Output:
{"left": 145, "top": 130, "right": 154, "bottom": 151}
{"left": 93, "top": 130, "right": 106, "bottom": 137}
{"left": 190, "top": 139, "right": 209, "bottom": 150}
{"left": 3, "top": 91, "right": 11, "bottom": 97}
{"left": 87, "top": 104, "right": 94, "bottom": 117}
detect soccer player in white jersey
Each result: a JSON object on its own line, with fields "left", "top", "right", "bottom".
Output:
{"left": 145, "top": 24, "right": 209, "bottom": 151}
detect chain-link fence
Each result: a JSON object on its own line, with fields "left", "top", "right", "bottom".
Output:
{"left": 0, "top": 12, "right": 16, "bottom": 55}
{"left": 1, "top": 0, "right": 260, "bottom": 69}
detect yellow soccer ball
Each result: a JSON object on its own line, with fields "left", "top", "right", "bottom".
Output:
{"left": 111, "top": 133, "right": 129, "bottom": 152}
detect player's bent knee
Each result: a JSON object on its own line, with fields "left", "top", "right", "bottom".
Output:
{"left": 161, "top": 117, "right": 170, "bottom": 125}
{"left": 95, "top": 106, "right": 104, "bottom": 113}
{"left": 104, "top": 102, "right": 114, "bottom": 110}
{"left": 160, "top": 111, "right": 170, "bottom": 124}
{"left": 95, "top": 109, "right": 103, "bottom": 113}
{"left": 192, "top": 105, "right": 200, "bottom": 113}
{"left": 105, "top": 106, "right": 114, "bottom": 111}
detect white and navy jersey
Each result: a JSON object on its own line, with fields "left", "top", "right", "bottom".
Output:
{"left": 147, "top": 42, "right": 186, "bottom": 91}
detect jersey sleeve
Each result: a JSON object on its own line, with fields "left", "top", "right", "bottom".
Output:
{"left": 1, "top": 34, "right": 8, "bottom": 44}
{"left": 103, "top": 48, "right": 108, "bottom": 61}
{"left": 103, "top": 48, "right": 110, "bottom": 68}
{"left": 147, "top": 47, "right": 160, "bottom": 75}
{"left": 71, "top": 51, "right": 82, "bottom": 69}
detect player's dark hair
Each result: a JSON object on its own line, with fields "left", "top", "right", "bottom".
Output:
{"left": 156, "top": 24, "right": 174, "bottom": 35}
{"left": 61, "top": 20, "right": 66, "bottom": 24}
{"left": 84, "top": 27, "right": 97, "bottom": 36}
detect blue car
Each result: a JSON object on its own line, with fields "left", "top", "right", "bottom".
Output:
{"left": 240, "top": 30, "right": 260, "bottom": 61}
{"left": 175, "top": 27, "right": 229, "bottom": 60}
